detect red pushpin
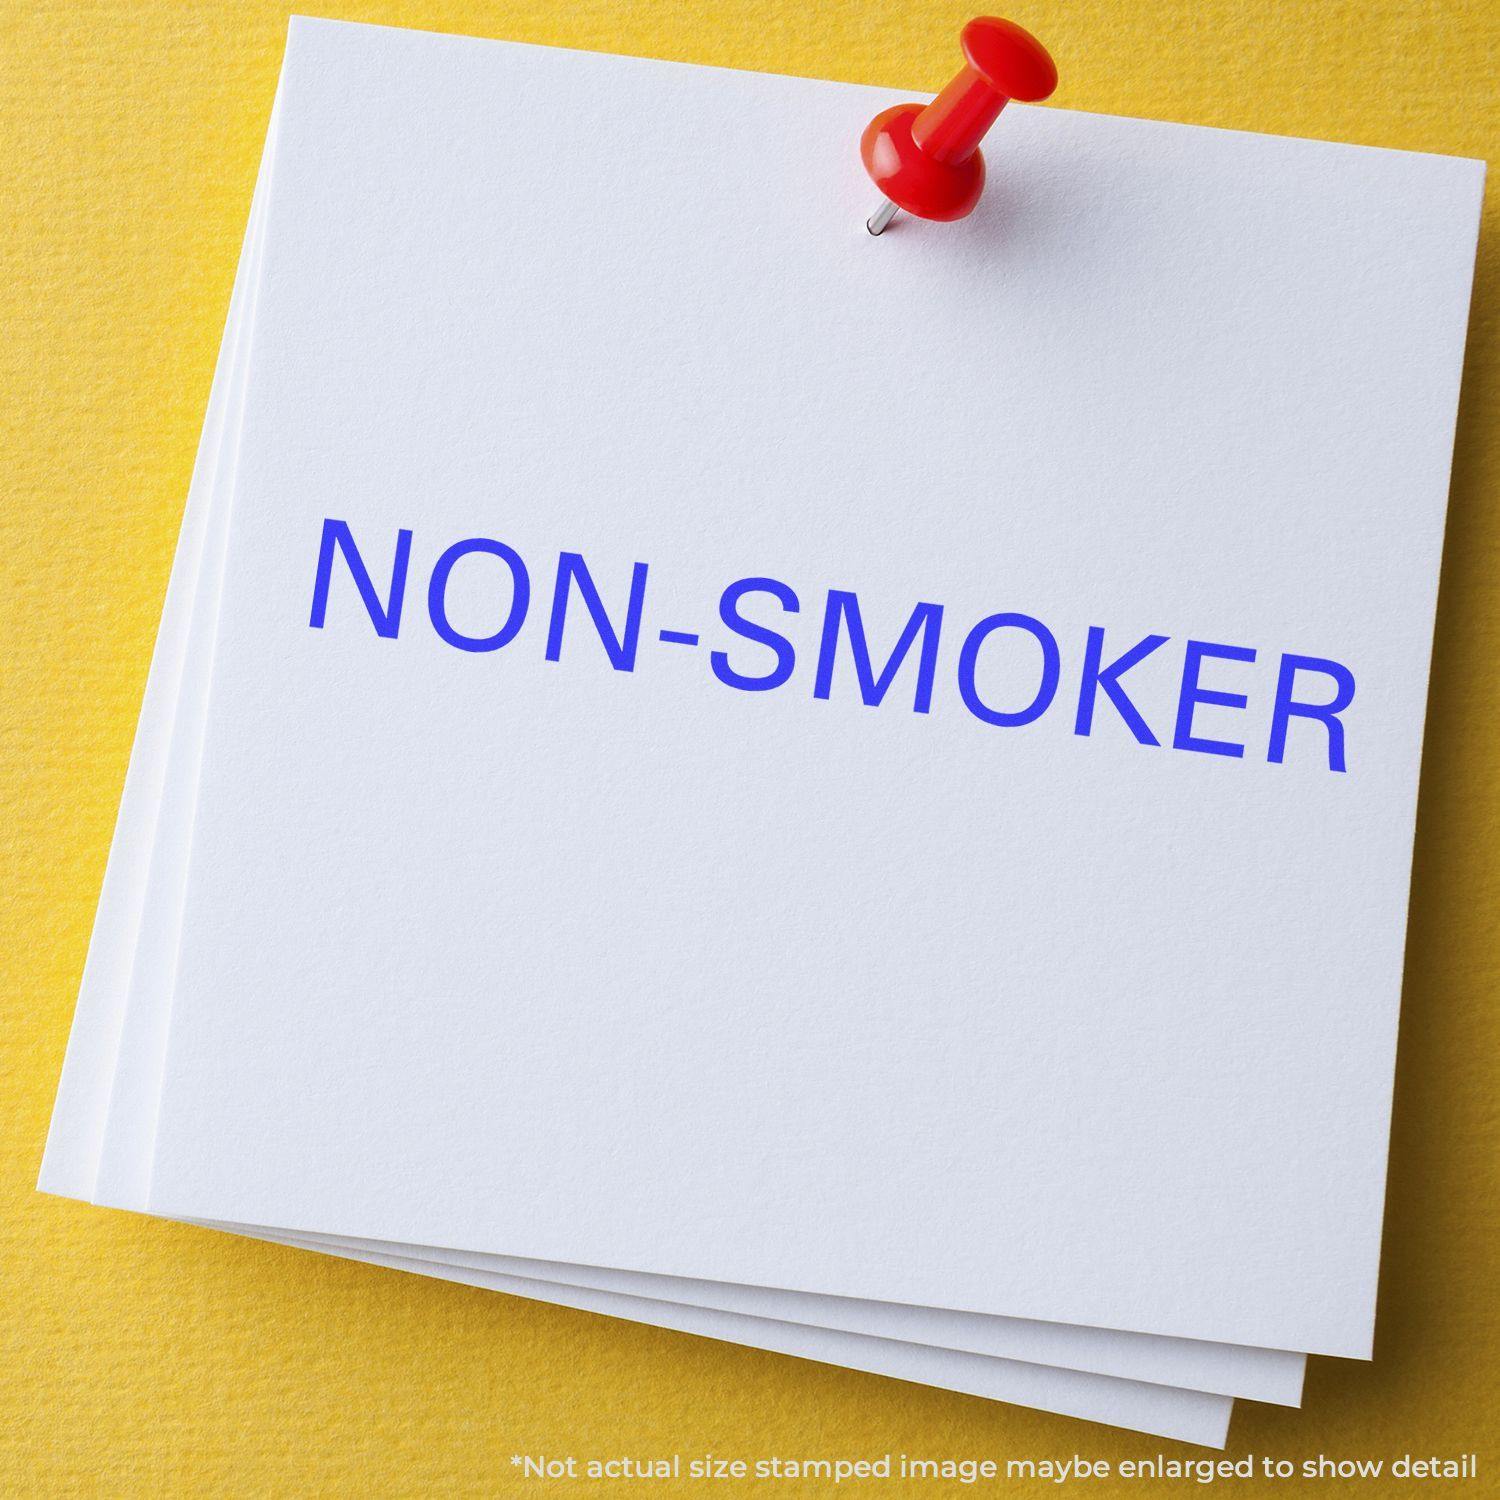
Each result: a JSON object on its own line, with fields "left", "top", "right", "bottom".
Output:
{"left": 862, "top": 16, "right": 1056, "bottom": 236}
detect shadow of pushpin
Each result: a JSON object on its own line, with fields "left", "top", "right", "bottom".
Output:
{"left": 862, "top": 17, "right": 1057, "bottom": 236}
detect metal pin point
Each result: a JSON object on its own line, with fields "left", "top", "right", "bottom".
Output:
{"left": 866, "top": 199, "right": 900, "bottom": 236}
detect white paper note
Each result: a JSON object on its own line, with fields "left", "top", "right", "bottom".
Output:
{"left": 141, "top": 18, "right": 1481, "bottom": 1358}
{"left": 49, "top": 14, "right": 1488, "bottom": 1374}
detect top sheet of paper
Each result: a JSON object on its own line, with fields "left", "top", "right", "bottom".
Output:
{"left": 145, "top": 17, "right": 1482, "bottom": 1357}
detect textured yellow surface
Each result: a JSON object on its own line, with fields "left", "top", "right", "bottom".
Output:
{"left": 1, "top": 2, "right": 1496, "bottom": 1494}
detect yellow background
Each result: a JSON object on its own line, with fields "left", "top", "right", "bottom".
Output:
{"left": 2, "top": 2, "right": 1495, "bottom": 1493}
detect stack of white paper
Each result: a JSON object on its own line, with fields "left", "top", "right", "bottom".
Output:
{"left": 40, "top": 17, "right": 1483, "bottom": 1448}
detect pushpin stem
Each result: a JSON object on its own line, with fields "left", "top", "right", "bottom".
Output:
{"left": 911, "top": 66, "right": 1009, "bottom": 165}
{"left": 867, "top": 199, "right": 900, "bottom": 236}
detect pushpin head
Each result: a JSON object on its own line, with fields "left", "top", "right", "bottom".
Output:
{"left": 862, "top": 17, "right": 1056, "bottom": 227}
